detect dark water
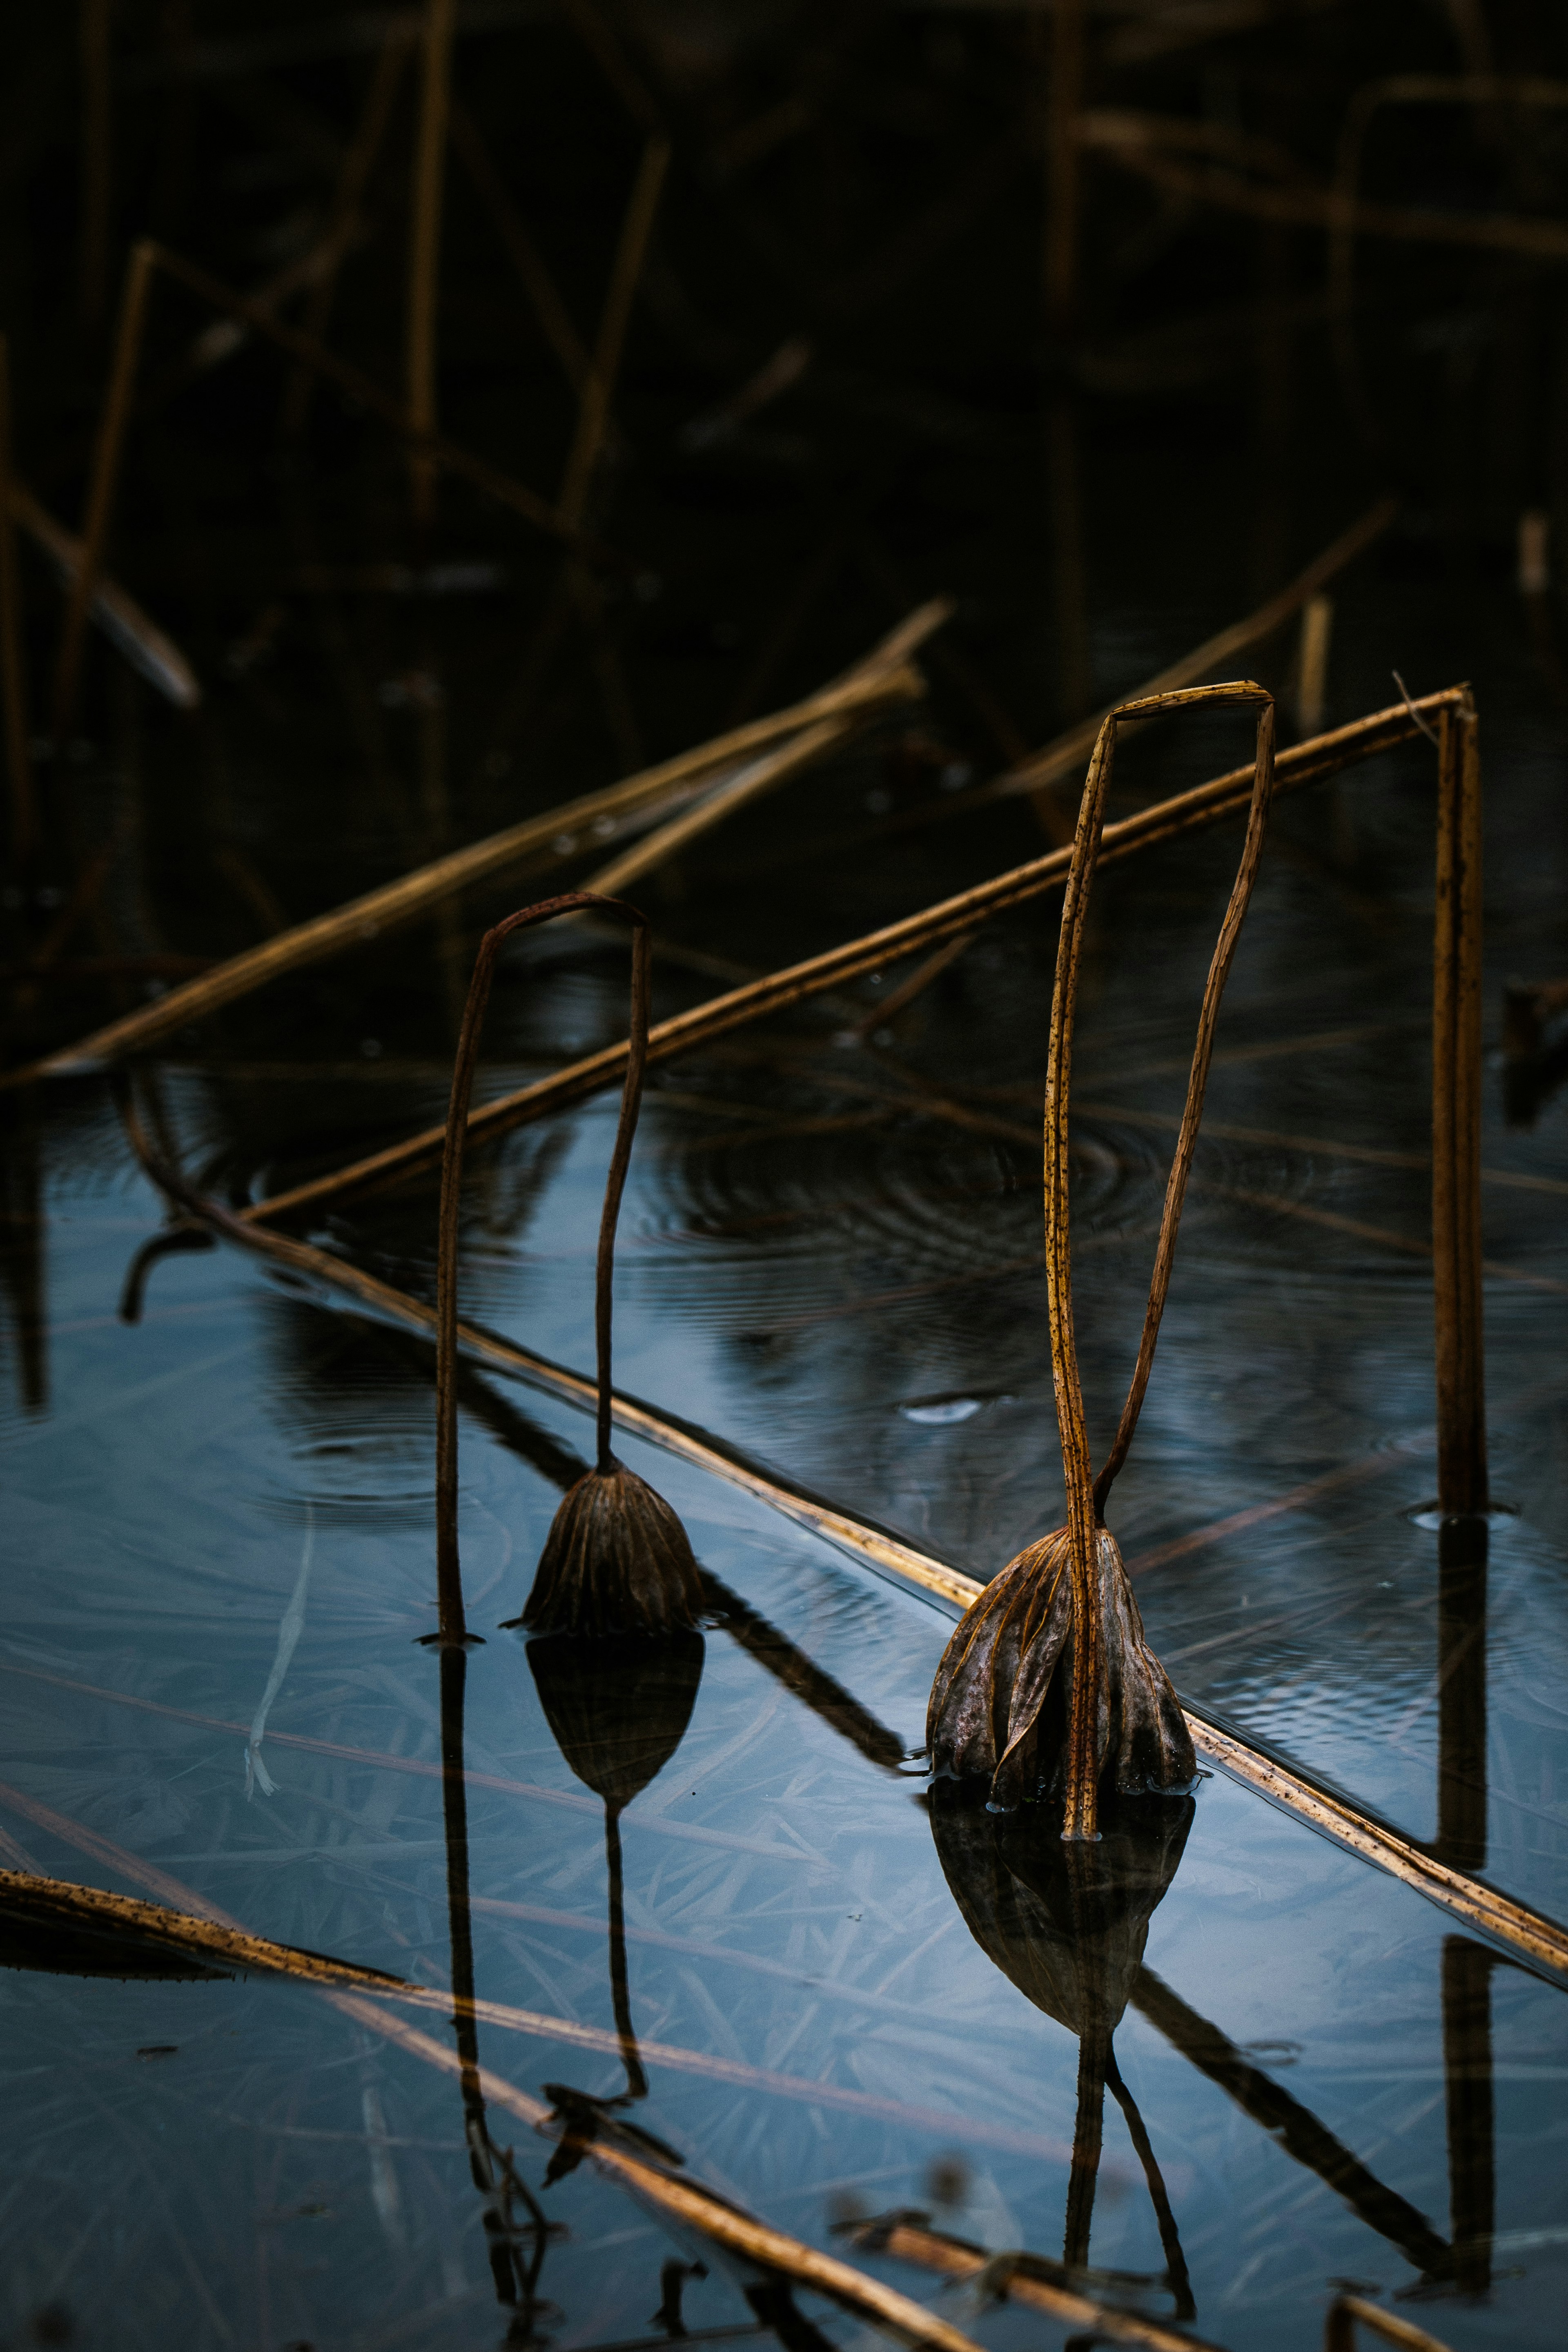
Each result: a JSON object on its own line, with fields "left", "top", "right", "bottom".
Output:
{"left": 4, "top": 6, "right": 1568, "bottom": 2347}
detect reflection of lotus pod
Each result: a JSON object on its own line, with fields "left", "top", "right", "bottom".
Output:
{"left": 930, "top": 1780, "right": 1194, "bottom": 2039}
{"left": 519, "top": 1461, "right": 703, "bottom": 1640}
{"left": 526, "top": 1629, "right": 705, "bottom": 1810}
{"left": 927, "top": 1523, "right": 1194, "bottom": 1812}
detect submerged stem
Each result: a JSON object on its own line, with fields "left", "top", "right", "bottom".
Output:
{"left": 604, "top": 1804, "right": 648, "bottom": 2102}
{"left": 435, "top": 891, "right": 649, "bottom": 1644}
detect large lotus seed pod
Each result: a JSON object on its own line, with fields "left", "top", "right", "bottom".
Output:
{"left": 927, "top": 1521, "right": 1195, "bottom": 1814}
{"left": 925, "top": 687, "right": 1275, "bottom": 1838}
{"left": 518, "top": 1461, "right": 704, "bottom": 1643}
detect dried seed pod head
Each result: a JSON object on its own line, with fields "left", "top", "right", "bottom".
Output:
{"left": 520, "top": 1458, "right": 703, "bottom": 1641}
{"left": 930, "top": 1776, "right": 1194, "bottom": 2041}
{"left": 926, "top": 1521, "right": 1196, "bottom": 1814}
{"left": 525, "top": 1626, "right": 705, "bottom": 1809}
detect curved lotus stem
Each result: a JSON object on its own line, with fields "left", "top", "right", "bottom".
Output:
{"left": 434, "top": 891, "right": 650, "bottom": 1646}
{"left": 1046, "top": 682, "right": 1275, "bottom": 1839}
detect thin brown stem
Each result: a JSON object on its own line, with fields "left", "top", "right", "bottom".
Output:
{"left": 449, "top": 98, "right": 593, "bottom": 398}
{"left": 408, "top": 0, "right": 457, "bottom": 536}
{"left": 558, "top": 135, "right": 670, "bottom": 532}
{"left": 0, "top": 338, "right": 36, "bottom": 865}
{"left": 106, "top": 1100, "right": 1568, "bottom": 1982}
{"left": 231, "top": 686, "right": 1463, "bottom": 1227}
{"left": 52, "top": 238, "right": 157, "bottom": 742}
{"left": 1045, "top": 721, "right": 1113, "bottom": 1839}
{"left": 79, "top": 0, "right": 114, "bottom": 334}
{"left": 1046, "top": 681, "right": 1275, "bottom": 1837}
{"left": 1432, "top": 700, "right": 1487, "bottom": 1515}
{"left": 145, "top": 241, "right": 617, "bottom": 564}
{"left": 281, "top": 27, "right": 412, "bottom": 437}
{"left": 19, "top": 601, "right": 937, "bottom": 1081}
{"left": 604, "top": 1805, "right": 648, "bottom": 2101}
{"left": 434, "top": 893, "right": 648, "bottom": 1641}
{"left": 1093, "top": 701, "right": 1275, "bottom": 1514}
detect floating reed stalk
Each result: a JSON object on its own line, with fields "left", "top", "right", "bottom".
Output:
{"left": 1432, "top": 696, "right": 1486, "bottom": 1517}
{"left": 0, "top": 338, "right": 36, "bottom": 864}
{"left": 979, "top": 494, "right": 1393, "bottom": 811}
{"left": 407, "top": 0, "right": 457, "bottom": 537}
{"left": 1325, "top": 2296, "right": 1459, "bottom": 2352}
{"left": 0, "top": 1852, "right": 987, "bottom": 2352}
{"left": 9, "top": 478, "right": 199, "bottom": 710}
{"left": 17, "top": 599, "right": 940, "bottom": 1080}
{"left": 581, "top": 709, "right": 865, "bottom": 897}
{"left": 434, "top": 891, "right": 699, "bottom": 1645}
{"left": 108, "top": 1082, "right": 1568, "bottom": 1978}
{"left": 233, "top": 683, "right": 1467, "bottom": 1225}
{"left": 928, "top": 683, "right": 1276, "bottom": 1838}
{"left": 52, "top": 237, "right": 157, "bottom": 742}
{"left": 840, "top": 2207, "right": 1220, "bottom": 2352}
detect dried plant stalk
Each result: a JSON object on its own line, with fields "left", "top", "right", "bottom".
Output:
{"left": 981, "top": 494, "right": 1393, "bottom": 811}
{"left": 52, "top": 238, "right": 158, "bottom": 741}
{"left": 0, "top": 338, "right": 36, "bottom": 864}
{"left": 78, "top": 0, "right": 113, "bottom": 332}
{"left": 109, "top": 1085, "right": 1568, "bottom": 1977}
{"left": 7, "top": 478, "right": 199, "bottom": 710}
{"left": 1080, "top": 107, "right": 1568, "bottom": 260}
{"left": 19, "top": 599, "right": 940, "bottom": 1081}
{"left": 282, "top": 28, "right": 414, "bottom": 436}
{"left": 1325, "top": 2295, "right": 1458, "bottom": 2352}
{"left": 557, "top": 135, "right": 670, "bottom": 532}
{"left": 841, "top": 2212, "right": 1221, "bottom": 2352}
{"left": 1432, "top": 699, "right": 1486, "bottom": 1516}
{"left": 407, "top": 0, "right": 457, "bottom": 534}
{"left": 930, "top": 683, "right": 1276, "bottom": 1839}
{"left": 144, "top": 242, "right": 615, "bottom": 559}
{"left": 432, "top": 891, "right": 699, "bottom": 1645}
{"left": 235, "top": 684, "right": 1464, "bottom": 1223}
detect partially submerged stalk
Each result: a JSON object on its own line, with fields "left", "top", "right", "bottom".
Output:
{"left": 927, "top": 682, "right": 1276, "bottom": 1838}
{"left": 432, "top": 889, "right": 699, "bottom": 1646}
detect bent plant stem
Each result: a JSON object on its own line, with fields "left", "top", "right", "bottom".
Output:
{"left": 1092, "top": 695, "right": 1276, "bottom": 1513}
{"left": 434, "top": 890, "right": 650, "bottom": 1645}
{"left": 1047, "top": 682, "right": 1276, "bottom": 1840}
{"left": 604, "top": 1804, "right": 648, "bottom": 2101}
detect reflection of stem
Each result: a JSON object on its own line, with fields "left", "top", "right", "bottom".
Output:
{"left": 1435, "top": 1515, "right": 1488, "bottom": 1871}
{"left": 1432, "top": 698, "right": 1487, "bottom": 1516}
{"left": 1441, "top": 1937, "right": 1494, "bottom": 2295}
{"left": 1131, "top": 1964, "right": 1452, "bottom": 2278}
{"left": 1105, "top": 2048, "right": 1194, "bottom": 2321}
{"left": 604, "top": 1804, "right": 648, "bottom": 2103}
{"left": 1062, "top": 1840, "right": 1105, "bottom": 2265}
{"left": 1063, "top": 2030, "right": 1105, "bottom": 2270}
{"left": 440, "top": 1642, "right": 552, "bottom": 2319}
